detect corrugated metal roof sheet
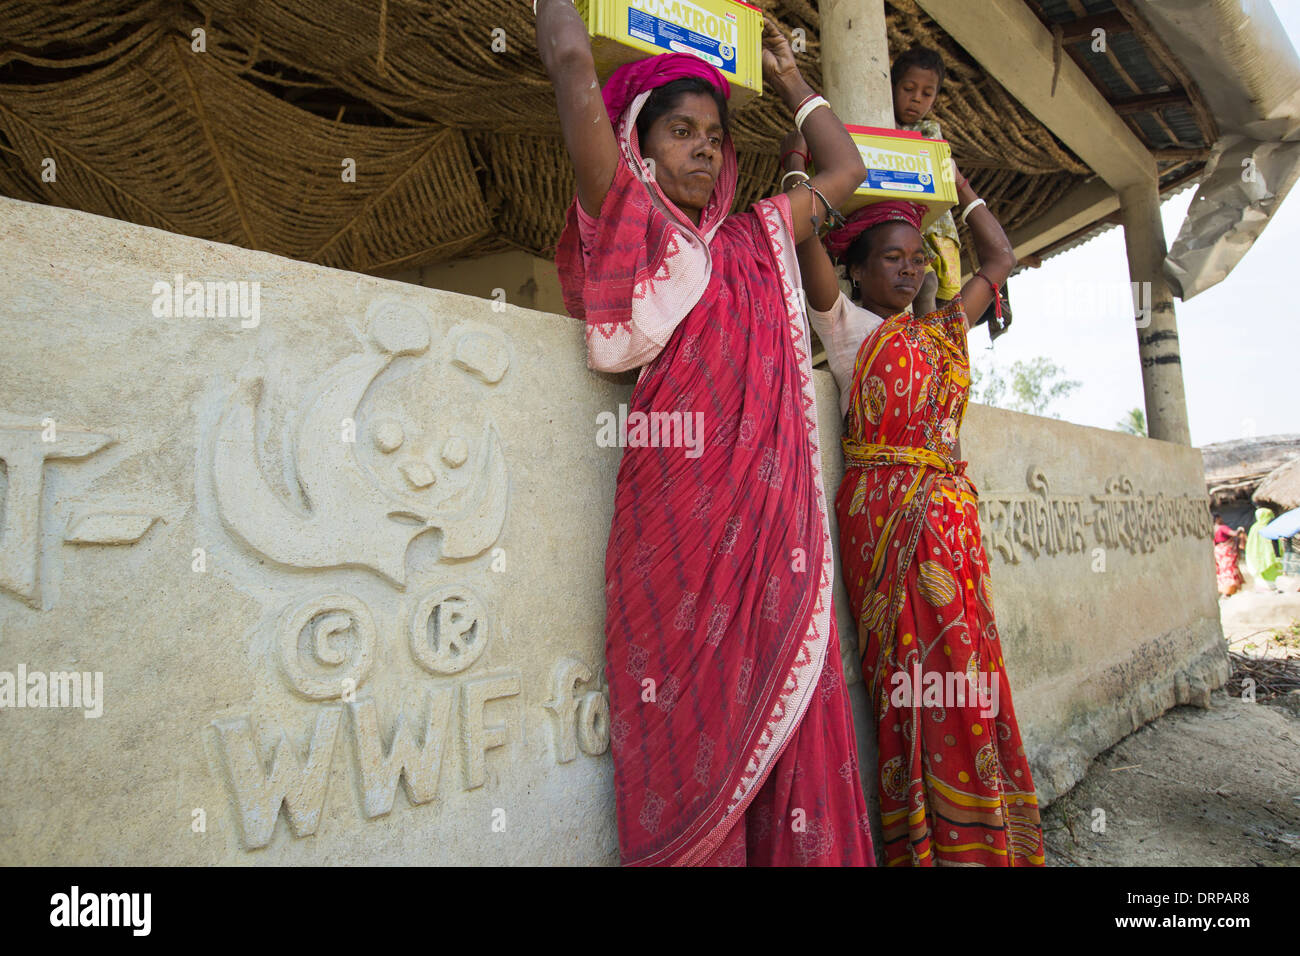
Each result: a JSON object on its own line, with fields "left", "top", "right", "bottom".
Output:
{"left": 1034, "top": 1, "right": 1212, "bottom": 152}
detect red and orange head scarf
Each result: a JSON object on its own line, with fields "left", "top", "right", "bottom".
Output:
{"left": 823, "top": 200, "right": 928, "bottom": 262}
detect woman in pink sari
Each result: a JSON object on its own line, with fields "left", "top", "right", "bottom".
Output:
{"left": 536, "top": 3, "right": 874, "bottom": 866}
{"left": 1213, "top": 514, "right": 1244, "bottom": 596}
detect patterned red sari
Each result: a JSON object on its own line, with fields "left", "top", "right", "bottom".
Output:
{"left": 1214, "top": 526, "right": 1244, "bottom": 596}
{"left": 556, "top": 60, "right": 872, "bottom": 867}
{"left": 836, "top": 298, "right": 1045, "bottom": 866}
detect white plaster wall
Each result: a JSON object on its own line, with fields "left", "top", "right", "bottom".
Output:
{"left": 818, "top": 385, "right": 1227, "bottom": 807}
{"left": 959, "top": 403, "right": 1228, "bottom": 802}
{"left": 0, "top": 198, "right": 627, "bottom": 864}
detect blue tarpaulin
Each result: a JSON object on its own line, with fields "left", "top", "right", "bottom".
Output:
{"left": 1263, "top": 507, "right": 1300, "bottom": 539}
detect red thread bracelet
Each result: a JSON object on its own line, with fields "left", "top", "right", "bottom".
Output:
{"left": 779, "top": 148, "right": 811, "bottom": 170}
{"left": 792, "top": 92, "right": 818, "bottom": 117}
{"left": 975, "top": 271, "right": 1003, "bottom": 322}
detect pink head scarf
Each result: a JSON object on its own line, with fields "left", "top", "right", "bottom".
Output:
{"left": 601, "top": 53, "right": 732, "bottom": 128}
{"left": 823, "top": 200, "right": 929, "bottom": 261}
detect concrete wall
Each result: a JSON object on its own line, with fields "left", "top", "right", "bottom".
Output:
{"left": 816, "top": 382, "right": 1228, "bottom": 809}
{"left": 0, "top": 198, "right": 628, "bottom": 864}
{"left": 958, "top": 403, "right": 1228, "bottom": 802}
{"left": 0, "top": 197, "right": 1225, "bottom": 862}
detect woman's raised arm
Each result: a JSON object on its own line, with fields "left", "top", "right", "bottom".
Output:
{"left": 781, "top": 130, "right": 844, "bottom": 311}
{"left": 953, "top": 162, "right": 1016, "bottom": 327}
{"left": 762, "top": 16, "right": 867, "bottom": 245}
{"left": 535, "top": 0, "right": 621, "bottom": 217}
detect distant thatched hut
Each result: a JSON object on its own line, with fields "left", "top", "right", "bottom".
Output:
{"left": 1255, "top": 459, "right": 1300, "bottom": 513}
{"left": 1202, "top": 434, "right": 1300, "bottom": 529}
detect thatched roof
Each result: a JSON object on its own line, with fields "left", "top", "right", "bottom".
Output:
{"left": 1202, "top": 434, "right": 1300, "bottom": 483}
{"left": 1202, "top": 434, "right": 1300, "bottom": 508}
{"left": 1255, "top": 458, "right": 1300, "bottom": 513}
{"left": 0, "top": 0, "right": 1213, "bottom": 275}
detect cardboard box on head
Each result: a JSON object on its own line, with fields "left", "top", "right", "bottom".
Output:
{"left": 576, "top": 0, "right": 764, "bottom": 110}
{"left": 840, "top": 126, "right": 958, "bottom": 230}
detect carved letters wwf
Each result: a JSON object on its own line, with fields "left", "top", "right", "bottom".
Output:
{"left": 199, "top": 300, "right": 608, "bottom": 850}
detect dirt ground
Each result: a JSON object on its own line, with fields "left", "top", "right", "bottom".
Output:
{"left": 1042, "top": 585, "right": 1300, "bottom": 867}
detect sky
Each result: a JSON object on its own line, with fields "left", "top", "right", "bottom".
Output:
{"left": 966, "top": 2, "right": 1300, "bottom": 448}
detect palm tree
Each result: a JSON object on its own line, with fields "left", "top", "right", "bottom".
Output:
{"left": 1116, "top": 408, "right": 1147, "bottom": 437}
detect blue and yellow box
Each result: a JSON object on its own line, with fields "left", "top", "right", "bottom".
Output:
{"left": 575, "top": 0, "right": 765, "bottom": 110}
{"left": 844, "top": 125, "right": 958, "bottom": 229}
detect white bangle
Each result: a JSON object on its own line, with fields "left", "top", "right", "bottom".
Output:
{"left": 961, "top": 197, "right": 987, "bottom": 224}
{"left": 794, "top": 95, "right": 830, "bottom": 132}
{"left": 781, "top": 170, "right": 810, "bottom": 190}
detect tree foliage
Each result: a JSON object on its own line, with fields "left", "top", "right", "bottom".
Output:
{"left": 969, "top": 358, "right": 1082, "bottom": 419}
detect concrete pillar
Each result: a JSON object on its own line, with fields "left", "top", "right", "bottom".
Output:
{"left": 818, "top": 0, "right": 891, "bottom": 864}
{"left": 1119, "top": 180, "right": 1193, "bottom": 446}
{"left": 819, "top": 0, "right": 894, "bottom": 128}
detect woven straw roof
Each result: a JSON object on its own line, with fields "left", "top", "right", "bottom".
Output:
{"left": 1202, "top": 434, "right": 1300, "bottom": 509}
{"left": 1255, "top": 459, "right": 1300, "bottom": 513}
{"left": 0, "top": 0, "right": 1168, "bottom": 275}
{"left": 1202, "top": 435, "right": 1300, "bottom": 484}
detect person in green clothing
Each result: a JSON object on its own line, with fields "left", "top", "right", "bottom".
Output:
{"left": 1245, "top": 507, "right": 1283, "bottom": 589}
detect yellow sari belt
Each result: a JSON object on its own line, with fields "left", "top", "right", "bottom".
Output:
{"left": 841, "top": 440, "right": 973, "bottom": 668}
{"left": 841, "top": 440, "right": 957, "bottom": 475}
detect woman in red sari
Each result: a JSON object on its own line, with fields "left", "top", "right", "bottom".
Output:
{"left": 537, "top": 3, "right": 874, "bottom": 866}
{"left": 790, "top": 149, "right": 1046, "bottom": 865}
{"left": 1213, "top": 514, "right": 1244, "bottom": 596}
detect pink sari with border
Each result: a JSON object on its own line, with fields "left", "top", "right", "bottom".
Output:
{"left": 556, "top": 77, "right": 873, "bottom": 866}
